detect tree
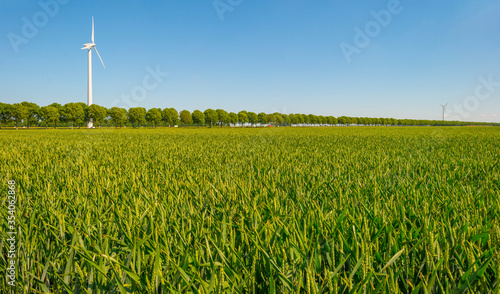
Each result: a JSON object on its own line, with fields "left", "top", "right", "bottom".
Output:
{"left": 40, "top": 106, "right": 59, "bottom": 128}
{"left": 229, "top": 112, "right": 238, "bottom": 126}
{"left": 258, "top": 112, "right": 268, "bottom": 125}
{"left": 247, "top": 112, "right": 258, "bottom": 126}
{"left": 11, "top": 103, "right": 29, "bottom": 129}
{"left": 75, "top": 102, "right": 88, "bottom": 128}
{"left": 238, "top": 111, "right": 249, "bottom": 126}
{"left": 128, "top": 107, "right": 147, "bottom": 127}
{"left": 204, "top": 109, "right": 218, "bottom": 127}
{"left": 309, "top": 114, "right": 318, "bottom": 125}
{"left": 109, "top": 107, "right": 128, "bottom": 128}
{"left": 301, "top": 114, "right": 310, "bottom": 125}
{"left": 88, "top": 104, "right": 108, "bottom": 128}
{"left": 48, "top": 103, "right": 62, "bottom": 110}
{"left": 192, "top": 110, "right": 205, "bottom": 126}
{"left": 267, "top": 113, "right": 277, "bottom": 125}
{"left": 296, "top": 114, "right": 304, "bottom": 124}
{"left": 281, "top": 114, "right": 289, "bottom": 125}
{"left": 216, "top": 109, "right": 229, "bottom": 127}
{"left": 179, "top": 110, "right": 192, "bottom": 126}
{"left": 274, "top": 113, "right": 284, "bottom": 125}
{"left": 146, "top": 108, "right": 162, "bottom": 128}
{"left": 162, "top": 108, "right": 179, "bottom": 127}
{"left": 20, "top": 101, "right": 40, "bottom": 128}
{"left": 0, "top": 103, "right": 13, "bottom": 128}
{"left": 48, "top": 103, "right": 63, "bottom": 124}
{"left": 61, "top": 103, "right": 85, "bottom": 129}
{"left": 332, "top": 117, "right": 338, "bottom": 125}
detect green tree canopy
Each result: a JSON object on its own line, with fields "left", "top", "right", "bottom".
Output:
{"left": 204, "top": 109, "right": 218, "bottom": 127}
{"left": 281, "top": 114, "right": 289, "bottom": 125}
{"left": 61, "top": 103, "right": 85, "bottom": 129}
{"left": 216, "top": 109, "right": 229, "bottom": 127}
{"left": 238, "top": 111, "right": 249, "bottom": 125}
{"left": 11, "top": 103, "right": 30, "bottom": 129}
{"left": 75, "top": 102, "right": 88, "bottom": 128}
{"left": 146, "top": 108, "right": 162, "bottom": 128}
{"left": 20, "top": 101, "right": 40, "bottom": 128}
{"left": 128, "top": 107, "right": 147, "bottom": 127}
{"left": 247, "top": 112, "right": 258, "bottom": 125}
{"left": 88, "top": 104, "right": 108, "bottom": 128}
{"left": 274, "top": 113, "right": 284, "bottom": 125}
{"left": 0, "top": 103, "right": 13, "bottom": 128}
{"left": 2, "top": 102, "right": 497, "bottom": 129}
{"left": 109, "top": 107, "right": 128, "bottom": 128}
{"left": 267, "top": 113, "right": 277, "bottom": 125}
{"left": 48, "top": 103, "right": 62, "bottom": 110}
{"left": 301, "top": 114, "right": 310, "bottom": 125}
{"left": 229, "top": 112, "right": 238, "bottom": 126}
{"left": 162, "top": 108, "right": 179, "bottom": 127}
{"left": 192, "top": 110, "right": 205, "bottom": 125}
{"left": 258, "top": 112, "right": 268, "bottom": 125}
{"left": 309, "top": 114, "right": 318, "bottom": 125}
{"left": 179, "top": 110, "right": 193, "bottom": 126}
{"left": 40, "top": 106, "right": 60, "bottom": 128}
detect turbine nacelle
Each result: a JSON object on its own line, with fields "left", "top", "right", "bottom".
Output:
{"left": 81, "top": 43, "right": 95, "bottom": 50}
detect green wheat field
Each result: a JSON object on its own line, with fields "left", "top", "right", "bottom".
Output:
{"left": 1, "top": 127, "right": 499, "bottom": 293}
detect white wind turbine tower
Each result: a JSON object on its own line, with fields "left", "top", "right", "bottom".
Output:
{"left": 82, "top": 16, "right": 105, "bottom": 128}
{"left": 440, "top": 103, "right": 448, "bottom": 122}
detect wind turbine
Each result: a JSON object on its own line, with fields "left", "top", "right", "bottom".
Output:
{"left": 440, "top": 104, "right": 448, "bottom": 122}
{"left": 82, "top": 16, "right": 105, "bottom": 128}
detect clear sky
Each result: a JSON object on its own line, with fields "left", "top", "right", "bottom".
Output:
{"left": 1, "top": 0, "right": 500, "bottom": 122}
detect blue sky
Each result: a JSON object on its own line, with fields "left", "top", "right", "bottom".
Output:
{"left": 1, "top": 0, "right": 500, "bottom": 122}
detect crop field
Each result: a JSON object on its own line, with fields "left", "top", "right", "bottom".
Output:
{"left": 1, "top": 127, "right": 499, "bottom": 293}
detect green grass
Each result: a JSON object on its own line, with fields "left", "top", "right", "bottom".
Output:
{"left": 1, "top": 127, "right": 499, "bottom": 293}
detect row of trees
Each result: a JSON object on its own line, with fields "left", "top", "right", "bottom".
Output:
{"left": 1, "top": 102, "right": 498, "bottom": 129}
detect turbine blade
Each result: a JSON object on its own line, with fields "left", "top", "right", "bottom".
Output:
{"left": 93, "top": 46, "right": 105, "bottom": 69}
{"left": 92, "top": 16, "right": 94, "bottom": 43}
